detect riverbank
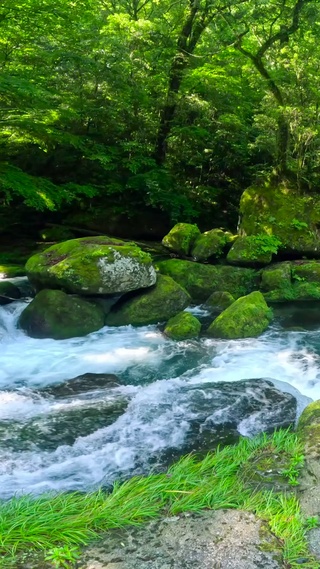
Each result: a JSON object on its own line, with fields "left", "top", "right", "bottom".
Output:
{"left": 1, "top": 428, "right": 316, "bottom": 569}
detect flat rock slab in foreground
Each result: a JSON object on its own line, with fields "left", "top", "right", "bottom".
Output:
{"left": 80, "top": 510, "right": 282, "bottom": 569}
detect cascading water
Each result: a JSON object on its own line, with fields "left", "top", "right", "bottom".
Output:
{"left": 0, "top": 290, "right": 319, "bottom": 499}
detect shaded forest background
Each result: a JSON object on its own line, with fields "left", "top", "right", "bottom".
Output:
{"left": 1, "top": 0, "right": 320, "bottom": 239}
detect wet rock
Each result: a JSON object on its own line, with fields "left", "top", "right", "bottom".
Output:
{"left": 172, "top": 378, "right": 297, "bottom": 456}
{"left": 41, "top": 373, "right": 122, "bottom": 398}
{"left": 19, "top": 289, "right": 105, "bottom": 339}
{"left": 0, "top": 383, "right": 128, "bottom": 452}
{"left": 0, "top": 281, "right": 21, "bottom": 305}
{"left": 80, "top": 510, "right": 282, "bottom": 569}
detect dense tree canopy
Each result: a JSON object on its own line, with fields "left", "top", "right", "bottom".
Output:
{"left": 0, "top": 0, "right": 319, "bottom": 230}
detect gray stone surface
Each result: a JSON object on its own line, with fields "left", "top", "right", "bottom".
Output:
{"left": 79, "top": 510, "right": 282, "bottom": 569}
{"left": 298, "top": 448, "right": 320, "bottom": 559}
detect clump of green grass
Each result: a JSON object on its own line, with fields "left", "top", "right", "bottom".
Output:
{"left": 0, "top": 429, "right": 316, "bottom": 568}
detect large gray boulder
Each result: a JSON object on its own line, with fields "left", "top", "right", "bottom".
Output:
{"left": 25, "top": 236, "right": 156, "bottom": 295}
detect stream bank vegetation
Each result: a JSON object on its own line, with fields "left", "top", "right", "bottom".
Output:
{"left": 0, "top": 428, "right": 317, "bottom": 569}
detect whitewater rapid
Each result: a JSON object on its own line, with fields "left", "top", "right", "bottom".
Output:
{"left": 0, "top": 297, "right": 318, "bottom": 498}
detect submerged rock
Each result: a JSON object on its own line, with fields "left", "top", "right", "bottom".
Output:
{"left": 25, "top": 236, "right": 156, "bottom": 295}
{"left": 0, "top": 388, "right": 129, "bottom": 452}
{"left": 162, "top": 223, "right": 200, "bottom": 256}
{"left": 0, "top": 281, "right": 21, "bottom": 305}
{"left": 80, "top": 510, "right": 282, "bottom": 569}
{"left": 106, "top": 274, "right": 190, "bottom": 327}
{"left": 19, "top": 289, "right": 105, "bottom": 339}
{"left": 41, "top": 373, "right": 121, "bottom": 398}
{"left": 191, "top": 228, "right": 232, "bottom": 261}
{"left": 157, "top": 259, "right": 258, "bottom": 302}
{"left": 174, "top": 378, "right": 296, "bottom": 456}
{"left": 164, "top": 311, "right": 201, "bottom": 340}
{"left": 207, "top": 291, "right": 273, "bottom": 339}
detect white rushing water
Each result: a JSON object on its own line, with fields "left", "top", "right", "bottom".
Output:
{"left": 0, "top": 297, "right": 319, "bottom": 498}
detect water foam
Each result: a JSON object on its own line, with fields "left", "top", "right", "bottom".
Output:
{"left": 0, "top": 300, "right": 319, "bottom": 498}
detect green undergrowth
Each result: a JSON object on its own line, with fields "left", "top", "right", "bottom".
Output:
{"left": 0, "top": 429, "right": 316, "bottom": 568}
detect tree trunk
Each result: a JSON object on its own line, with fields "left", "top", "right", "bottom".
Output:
{"left": 154, "top": 1, "right": 213, "bottom": 166}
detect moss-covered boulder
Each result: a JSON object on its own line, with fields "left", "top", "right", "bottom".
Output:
{"left": 191, "top": 229, "right": 232, "bottom": 261}
{"left": 157, "top": 259, "right": 258, "bottom": 302}
{"left": 239, "top": 183, "right": 320, "bottom": 257}
{"left": 204, "top": 291, "right": 235, "bottom": 312}
{"left": 25, "top": 236, "right": 156, "bottom": 295}
{"left": 227, "top": 236, "right": 273, "bottom": 267}
{"left": 207, "top": 291, "right": 273, "bottom": 339}
{"left": 0, "top": 281, "right": 21, "bottom": 305}
{"left": 260, "top": 262, "right": 293, "bottom": 302}
{"left": 297, "top": 400, "right": 320, "bottom": 453}
{"left": 261, "top": 261, "right": 320, "bottom": 302}
{"left": 162, "top": 223, "right": 200, "bottom": 256}
{"left": 106, "top": 274, "right": 190, "bottom": 327}
{"left": 19, "top": 289, "right": 105, "bottom": 339}
{"left": 164, "top": 311, "right": 201, "bottom": 340}
{"left": 0, "top": 265, "right": 25, "bottom": 278}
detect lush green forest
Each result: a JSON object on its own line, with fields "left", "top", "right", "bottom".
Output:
{"left": 1, "top": 0, "right": 320, "bottom": 236}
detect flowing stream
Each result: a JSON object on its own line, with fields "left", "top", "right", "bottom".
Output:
{"left": 0, "top": 284, "right": 319, "bottom": 499}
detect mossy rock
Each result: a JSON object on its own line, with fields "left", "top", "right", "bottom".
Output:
{"left": 25, "top": 236, "right": 156, "bottom": 295}
{"left": 19, "top": 289, "right": 105, "bottom": 339}
{"left": 239, "top": 183, "right": 320, "bottom": 257}
{"left": 164, "top": 311, "right": 201, "bottom": 340}
{"left": 261, "top": 263, "right": 292, "bottom": 291}
{"left": 0, "top": 281, "right": 21, "bottom": 305}
{"left": 106, "top": 274, "right": 191, "bottom": 327}
{"left": 204, "top": 291, "right": 235, "bottom": 311}
{"left": 261, "top": 262, "right": 294, "bottom": 302}
{"left": 297, "top": 400, "right": 320, "bottom": 452}
{"left": 227, "top": 236, "right": 273, "bottom": 267}
{"left": 0, "top": 265, "right": 25, "bottom": 278}
{"left": 157, "top": 259, "right": 258, "bottom": 302}
{"left": 191, "top": 229, "right": 231, "bottom": 261}
{"left": 292, "top": 261, "right": 320, "bottom": 282}
{"left": 261, "top": 261, "right": 320, "bottom": 302}
{"left": 207, "top": 291, "right": 273, "bottom": 339}
{"left": 162, "top": 223, "right": 200, "bottom": 256}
